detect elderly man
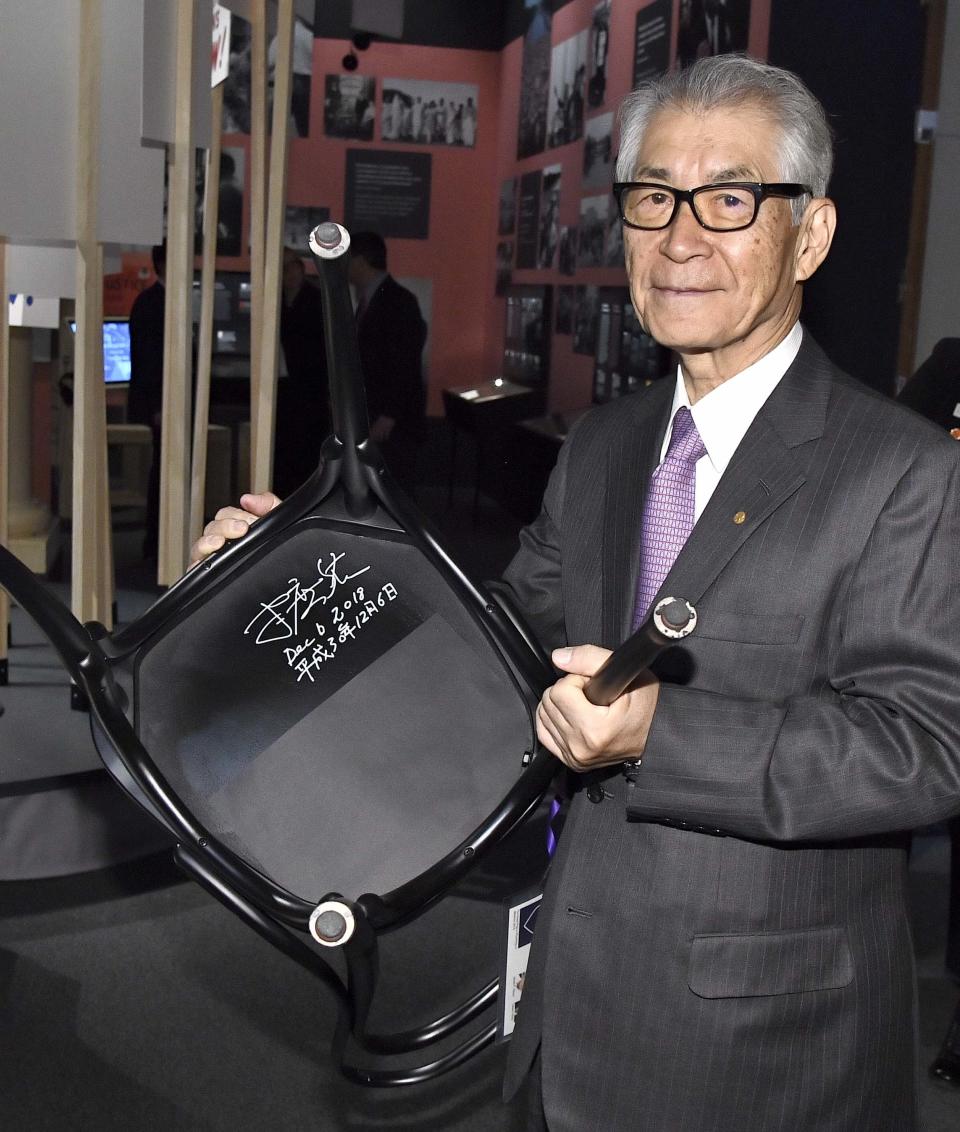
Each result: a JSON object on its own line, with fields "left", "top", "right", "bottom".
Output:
{"left": 501, "top": 56, "right": 960, "bottom": 1131}
{"left": 192, "top": 56, "right": 959, "bottom": 1132}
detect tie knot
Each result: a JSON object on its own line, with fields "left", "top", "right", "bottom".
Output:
{"left": 665, "top": 406, "right": 705, "bottom": 465}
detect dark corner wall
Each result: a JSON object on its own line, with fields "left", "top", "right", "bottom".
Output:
{"left": 768, "top": 0, "right": 924, "bottom": 393}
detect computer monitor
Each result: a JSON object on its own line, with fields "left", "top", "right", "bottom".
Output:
{"left": 67, "top": 318, "right": 132, "bottom": 385}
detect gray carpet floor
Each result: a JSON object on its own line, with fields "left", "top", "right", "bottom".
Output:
{"left": 1, "top": 469, "right": 959, "bottom": 1131}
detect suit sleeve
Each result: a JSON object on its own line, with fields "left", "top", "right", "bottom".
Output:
{"left": 630, "top": 441, "right": 960, "bottom": 842}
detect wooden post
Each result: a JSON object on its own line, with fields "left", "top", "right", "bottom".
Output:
{"left": 251, "top": 0, "right": 294, "bottom": 492}
{"left": 896, "top": 0, "right": 947, "bottom": 384}
{"left": 248, "top": 0, "right": 268, "bottom": 492}
{"left": 158, "top": 0, "right": 197, "bottom": 585}
{"left": 0, "top": 240, "right": 9, "bottom": 677}
{"left": 72, "top": 0, "right": 112, "bottom": 628}
{"left": 189, "top": 81, "right": 225, "bottom": 543}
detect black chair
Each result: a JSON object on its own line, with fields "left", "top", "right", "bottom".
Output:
{"left": 0, "top": 222, "right": 694, "bottom": 1085}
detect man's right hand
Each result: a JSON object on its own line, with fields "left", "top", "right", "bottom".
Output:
{"left": 189, "top": 491, "right": 282, "bottom": 567}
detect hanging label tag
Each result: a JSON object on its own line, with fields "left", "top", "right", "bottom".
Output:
{"left": 496, "top": 889, "right": 542, "bottom": 1042}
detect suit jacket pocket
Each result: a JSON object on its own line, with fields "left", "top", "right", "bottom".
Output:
{"left": 694, "top": 608, "right": 804, "bottom": 645}
{"left": 688, "top": 925, "right": 853, "bottom": 999}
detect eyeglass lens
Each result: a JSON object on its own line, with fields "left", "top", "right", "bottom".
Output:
{"left": 621, "top": 185, "right": 758, "bottom": 230}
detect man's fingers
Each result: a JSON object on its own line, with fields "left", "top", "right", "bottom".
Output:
{"left": 239, "top": 491, "right": 282, "bottom": 517}
{"left": 551, "top": 643, "right": 612, "bottom": 677}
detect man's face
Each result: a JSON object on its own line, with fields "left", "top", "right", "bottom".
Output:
{"left": 623, "top": 104, "right": 807, "bottom": 375}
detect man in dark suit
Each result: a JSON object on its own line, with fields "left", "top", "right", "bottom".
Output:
{"left": 897, "top": 340, "right": 960, "bottom": 1085}
{"left": 187, "top": 57, "right": 960, "bottom": 1131}
{"left": 273, "top": 247, "right": 329, "bottom": 497}
{"left": 500, "top": 56, "right": 960, "bottom": 1131}
{"left": 127, "top": 243, "right": 167, "bottom": 559}
{"left": 347, "top": 230, "right": 427, "bottom": 492}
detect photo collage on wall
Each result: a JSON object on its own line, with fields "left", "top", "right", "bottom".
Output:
{"left": 208, "top": 12, "right": 328, "bottom": 268}
{"left": 501, "top": 0, "right": 701, "bottom": 402}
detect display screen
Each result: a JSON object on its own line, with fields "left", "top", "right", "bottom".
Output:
{"left": 68, "top": 319, "right": 132, "bottom": 385}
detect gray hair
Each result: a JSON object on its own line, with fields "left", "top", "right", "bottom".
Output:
{"left": 616, "top": 55, "right": 833, "bottom": 223}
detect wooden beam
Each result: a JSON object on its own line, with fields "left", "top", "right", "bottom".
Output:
{"left": 251, "top": 0, "right": 294, "bottom": 491}
{"left": 189, "top": 81, "right": 225, "bottom": 542}
{"left": 248, "top": 0, "right": 268, "bottom": 491}
{"left": 72, "top": 0, "right": 112, "bottom": 627}
{"left": 0, "top": 240, "right": 9, "bottom": 667}
{"left": 158, "top": 0, "right": 197, "bottom": 585}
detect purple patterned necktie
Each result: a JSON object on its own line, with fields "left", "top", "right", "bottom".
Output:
{"left": 633, "top": 406, "right": 706, "bottom": 628}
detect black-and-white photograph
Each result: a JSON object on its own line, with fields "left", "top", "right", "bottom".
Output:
{"left": 578, "top": 194, "right": 609, "bottom": 268}
{"left": 222, "top": 14, "right": 252, "bottom": 134}
{"left": 555, "top": 284, "right": 575, "bottom": 334}
{"left": 604, "top": 204, "right": 624, "bottom": 267}
{"left": 222, "top": 13, "right": 315, "bottom": 138}
{"left": 678, "top": 0, "right": 752, "bottom": 67}
{"left": 538, "top": 165, "right": 562, "bottom": 270}
{"left": 285, "top": 205, "right": 331, "bottom": 255}
{"left": 496, "top": 241, "right": 514, "bottom": 297}
{"left": 573, "top": 284, "right": 599, "bottom": 355}
{"left": 269, "top": 15, "right": 314, "bottom": 138}
{"left": 583, "top": 111, "right": 614, "bottom": 190}
{"left": 517, "top": 0, "right": 552, "bottom": 159}
{"left": 587, "top": 0, "right": 611, "bottom": 108}
{"left": 558, "top": 225, "right": 577, "bottom": 276}
{"left": 324, "top": 74, "right": 376, "bottom": 140}
{"left": 547, "top": 29, "right": 588, "bottom": 149}
{"left": 381, "top": 79, "right": 478, "bottom": 147}
{"left": 499, "top": 178, "right": 517, "bottom": 236}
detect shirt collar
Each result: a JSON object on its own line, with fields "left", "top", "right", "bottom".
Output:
{"left": 664, "top": 322, "right": 803, "bottom": 473}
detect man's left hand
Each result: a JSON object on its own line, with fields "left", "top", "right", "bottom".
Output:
{"left": 536, "top": 645, "right": 660, "bottom": 771}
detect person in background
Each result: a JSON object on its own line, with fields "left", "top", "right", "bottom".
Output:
{"left": 272, "top": 247, "right": 329, "bottom": 497}
{"left": 127, "top": 243, "right": 166, "bottom": 560}
{"left": 347, "top": 231, "right": 427, "bottom": 493}
{"left": 897, "top": 338, "right": 960, "bottom": 1087}
{"left": 897, "top": 337, "right": 960, "bottom": 433}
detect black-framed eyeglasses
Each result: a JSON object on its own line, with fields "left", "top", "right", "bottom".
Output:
{"left": 612, "top": 181, "right": 812, "bottom": 232}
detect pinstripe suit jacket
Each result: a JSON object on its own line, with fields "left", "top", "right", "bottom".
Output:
{"left": 502, "top": 333, "right": 960, "bottom": 1131}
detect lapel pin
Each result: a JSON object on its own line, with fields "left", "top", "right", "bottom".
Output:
{"left": 733, "top": 510, "right": 747, "bottom": 525}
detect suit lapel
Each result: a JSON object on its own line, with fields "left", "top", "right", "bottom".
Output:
{"left": 616, "top": 334, "right": 835, "bottom": 635}
{"left": 600, "top": 382, "right": 673, "bottom": 646}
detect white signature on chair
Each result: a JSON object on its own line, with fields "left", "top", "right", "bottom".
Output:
{"left": 244, "top": 551, "right": 398, "bottom": 683}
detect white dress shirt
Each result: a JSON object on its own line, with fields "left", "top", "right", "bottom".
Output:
{"left": 660, "top": 322, "right": 803, "bottom": 522}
